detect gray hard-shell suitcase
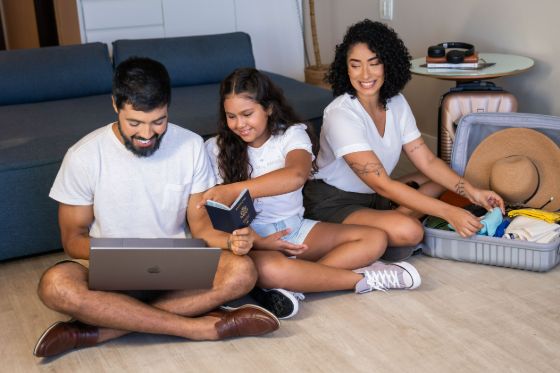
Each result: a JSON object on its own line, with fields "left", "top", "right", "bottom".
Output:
{"left": 421, "top": 112, "right": 560, "bottom": 272}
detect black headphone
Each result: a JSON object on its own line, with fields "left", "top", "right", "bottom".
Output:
{"left": 427, "top": 42, "right": 475, "bottom": 63}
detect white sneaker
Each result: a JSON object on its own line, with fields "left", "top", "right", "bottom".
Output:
{"left": 250, "top": 287, "right": 305, "bottom": 319}
{"left": 354, "top": 261, "right": 421, "bottom": 293}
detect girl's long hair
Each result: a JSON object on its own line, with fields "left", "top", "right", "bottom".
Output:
{"left": 216, "top": 68, "right": 318, "bottom": 184}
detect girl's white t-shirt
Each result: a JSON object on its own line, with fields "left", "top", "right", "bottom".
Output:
{"left": 315, "top": 93, "right": 421, "bottom": 194}
{"left": 205, "top": 124, "right": 313, "bottom": 224}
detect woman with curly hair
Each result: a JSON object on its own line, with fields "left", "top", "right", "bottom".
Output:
{"left": 303, "top": 19, "right": 504, "bottom": 246}
{"left": 200, "top": 67, "right": 422, "bottom": 320}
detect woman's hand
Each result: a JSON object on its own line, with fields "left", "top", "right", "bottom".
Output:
{"left": 444, "top": 206, "right": 483, "bottom": 237}
{"left": 253, "top": 228, "right": 309, "bottom": 256}
{"left": 197, "top": 184, "right": 240, "bottom": 209}
{"left": 465, "top": 182, "right": 505, "bottom": 214}
{"left": 228, "top": 227, "right": 254, "bottom": 255}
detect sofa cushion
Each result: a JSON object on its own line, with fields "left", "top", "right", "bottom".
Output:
{"left": 0, "top": 72, "right": 331, "bottom": 171}
{"left": 0, "top": 94, "right": 115, "bottom": 172}
{"left": 112, "top": 32, "right": 256, "bottom": 87}
{"left": 0, "top": 162, "right": 62, "bottom": 261}
{"left": 0, "top": 43, "right": 113, "bottom": 106}
{"left": 0, "top": 93, "right": 115, "bottom": 260}
{"left": 265, "top": 72, "right": 332, "bottom": 130}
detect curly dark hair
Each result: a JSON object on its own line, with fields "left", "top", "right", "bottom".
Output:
{"left": 327, "top": 19, "right": 411, "bottom": 109}
{"left": 216, "top": 68, "right": 318, "bottom": 184}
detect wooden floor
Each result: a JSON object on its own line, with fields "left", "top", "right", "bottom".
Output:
{"left": 2, "top": 250, "right": 560, "bottom": 372}
{"left": 4, "top": 150, "right": 560, "bottom": 372}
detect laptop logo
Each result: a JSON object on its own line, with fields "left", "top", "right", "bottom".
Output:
{"left": 147, "top": 265, "right": 161, "bottom": 274}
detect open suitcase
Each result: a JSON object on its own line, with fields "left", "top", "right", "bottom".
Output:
{"left": 438, "top": 82, "right": 517, "bottom": 164}
{"left": 421, "top": 112, "right": 560, "bottom": 272}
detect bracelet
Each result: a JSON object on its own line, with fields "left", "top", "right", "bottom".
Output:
{"left": 226, "top": 237, "right": 232, "bottom": 250}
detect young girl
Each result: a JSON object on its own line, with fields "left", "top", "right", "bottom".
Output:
{"left": 200, "top": 68, "right": 421, "bottom": 319}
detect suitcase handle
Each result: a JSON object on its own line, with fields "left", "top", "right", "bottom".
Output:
{"left": 451, "top": 81, "right": 504, "bottom": 92}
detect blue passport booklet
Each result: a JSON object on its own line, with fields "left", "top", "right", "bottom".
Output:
{"left": 205, "top": 188, "right": 256, "bottom": 233}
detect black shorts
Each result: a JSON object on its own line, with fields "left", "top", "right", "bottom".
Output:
{"left": 303, "top": 179, "right": 393, "bottom": 223}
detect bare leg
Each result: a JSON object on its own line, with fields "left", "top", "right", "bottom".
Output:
{"left": 343, "top": 209, "right": 424, "bottom": 247}
{"left": 250, "top": 251, "right": 363, "bottom": 293}
{"left": 151, "top": 251, "right": 256, "bottom": 316}
{"left": 249, "top": 223, "right": 387, "bottom": 293}
{"left": 396, "top": 171, "right": 430, "bottom": 186}
{"left": 299, "top": 222, "right": 387, "bottom": 269}
{"left": 395, "top": 171, "right": 446, "bottom": 218}
{"left": 37, "top": 251, "right": 256, "bottom": 343}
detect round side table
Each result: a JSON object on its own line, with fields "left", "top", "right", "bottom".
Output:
{"left": 411, "top": 53, "right": 534, "bottom": 82}
{"left": 410, "top": 53, "right": 534, "bottom": 162}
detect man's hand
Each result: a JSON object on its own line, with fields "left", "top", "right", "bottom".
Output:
{"left": 228, "top": 227, "right": 254, "bottom": 255}
{"left": 253, "top": 228, "right": 309, "bottom": 256}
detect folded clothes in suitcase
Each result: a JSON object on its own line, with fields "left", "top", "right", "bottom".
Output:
{"left": 421, "top": 112, "right": 560, "bottom": 272}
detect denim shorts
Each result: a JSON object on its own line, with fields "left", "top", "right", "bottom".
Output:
{"left": 251, "top": 215, "right": 319, "bottom": 245}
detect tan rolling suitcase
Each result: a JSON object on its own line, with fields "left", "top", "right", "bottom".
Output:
{"left": 438, "top": 82, "right": 517, "bottom": 163}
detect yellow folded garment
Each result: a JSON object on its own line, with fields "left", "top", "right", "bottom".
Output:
{"left": 507, "top": 209, "right": 560, "bottom": 224}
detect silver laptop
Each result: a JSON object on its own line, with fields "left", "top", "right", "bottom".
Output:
{"left": 89, "top": 238, "right": 221, "bottom": 291}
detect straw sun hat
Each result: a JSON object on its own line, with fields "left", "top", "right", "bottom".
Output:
{"left": 464, "top": 127, "right": 560, "bottom": 212}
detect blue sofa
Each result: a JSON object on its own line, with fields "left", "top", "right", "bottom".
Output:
{"left": 0, "top": 32, "right": 332, "bottom": 261}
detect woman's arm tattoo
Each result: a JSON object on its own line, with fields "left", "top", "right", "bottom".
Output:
{"left": 409, "top": 141, "right": 426, "bottom": 154}
{"left": 348, "top": 161, "right": 385, "bottom": 177}
{"left": 454, "top": 177, "right": 465, "bottom": 196}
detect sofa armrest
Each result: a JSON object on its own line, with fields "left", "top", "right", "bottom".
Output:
{"left": 0, "top": 42, "right": 113, "bottom": 105}
{"left": 112, "top": 32, "right": 256, "bottom": 87}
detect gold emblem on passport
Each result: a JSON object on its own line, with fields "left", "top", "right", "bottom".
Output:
{"left": 240, "top": 206, "right": 250, "bottom": 224}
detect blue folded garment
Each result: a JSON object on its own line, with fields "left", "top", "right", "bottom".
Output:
{"left": 478, "top": 207, "right": 503, "bottom": 236}
{"left": 493, "top": 218, "right": 511, "bottom": 237}
{"left": 448, "top": 207, "right": 503, "bottom": 236}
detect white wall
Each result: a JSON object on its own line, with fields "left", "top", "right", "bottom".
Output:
{"left": 76, "top": 0, "right": 305, "bottom": 80}
{"left": 305, "top": 0, "right": 560, "bottom": 136}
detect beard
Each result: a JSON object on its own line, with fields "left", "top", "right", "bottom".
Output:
{"left": 117, "top": 121, "right": 166, "bottom": 157}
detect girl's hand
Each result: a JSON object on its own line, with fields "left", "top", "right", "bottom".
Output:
{"left": 228, "top": 227, "right": 254, "bottom": 255}
{"left": 445, "top": 206, "right": 483, "bottom": 238}
{"left": 253, "top": 228, "right": 309, "bottom": 256}
{"left": 197, "top": 184, "right": 240, "bottom": 209}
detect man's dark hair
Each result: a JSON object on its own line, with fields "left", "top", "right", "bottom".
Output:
{"left": 112, "top": 57, "right": 171, "bottom": 111}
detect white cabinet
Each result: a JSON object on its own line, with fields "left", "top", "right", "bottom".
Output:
{"left": 81, "top": 0, "right": 163, "bottom": 30}
{"left": 76, "top": 0, "right": 304, "bottom": 80}
{"left": 235, "top": 0, "right": 304, "bottom": 82}
{"left": 78, "top": 0, "right": 165, "bottom": 45}
{"left": 162, "top": 0, "right": 236, "bottom": 37}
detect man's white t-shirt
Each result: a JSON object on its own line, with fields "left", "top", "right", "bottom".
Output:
{"left": 315, "top": 93, "right": 421, "bottom": 194}
{"left": 49, "top": 123, "right": 216, "bottom": 238}
{"left": 205, "top": 124, "right": 313, "bottom": 224}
